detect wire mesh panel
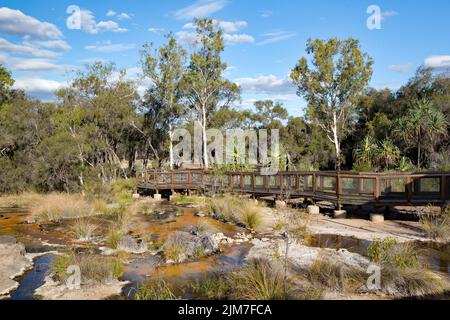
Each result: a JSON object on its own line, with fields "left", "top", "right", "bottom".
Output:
{"left": 244, "top": 175, "right": 252, "bottom": 188}
{"left": 255, "top": 176, "right": 264, "bottom": 189}
{"left": 381, "top": 178, "right": 405, "bottom": 196}
{"left": 175, "top": 173, "right": 188, "bottom": 183}
{"left": 191, "top": 173, "right": 201, "bottom": 185}
{"left": 303, "top": 175, "right": 313, "bottom": 191}
{"left": 414, "top": 177, "right": 440, "bottom": 193}
{"left": 318, "top": 176, "right": 336, "bottom": 193}
{"left": 158, "top": 174, "right": 171, "bottom": 184}
{"left": 269, "top": 175, "right": 280, "bottom": 189}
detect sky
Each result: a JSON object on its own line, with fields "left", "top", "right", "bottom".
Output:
{"left": 1, "top": 0, "right": 449, "bottom": 116}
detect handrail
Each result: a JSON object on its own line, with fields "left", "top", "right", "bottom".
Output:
{"left": 138, "top": 169, "right": 450, "bottom": 206}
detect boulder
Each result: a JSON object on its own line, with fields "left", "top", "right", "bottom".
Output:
{"left": 117, "top": 236, "right": 148, "bottom": 254}
{"left": 163, "top": 231, "right": 219, "bottom": 263}
{"left": 275, "top": 200, "right": 287, "bottom": 209}
{"left": 0, "top": 236, "right": 32, "bottom": 296}
{"left": 333, "top": 210, "right": 347, "bottom": 219}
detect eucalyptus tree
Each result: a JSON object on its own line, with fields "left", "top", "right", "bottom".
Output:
{"left": 290, "top": 38, "right": 373, "bottom": 171}
{"left": 56, "top": 62, "right": 139, "bottom": 185}
{"left": 141, "top": 34, "right": 187, "bottom": 169}
{"left": 179, "top": 18, "right": 240, "bottom": 169}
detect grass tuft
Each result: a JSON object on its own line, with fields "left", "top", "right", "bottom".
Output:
{"left": 134, "top": 281, "right": 177, "bottom": 300}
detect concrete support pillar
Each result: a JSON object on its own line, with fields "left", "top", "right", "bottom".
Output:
{"left": 370, "top": 212, "right": 385, "bottom": 223}
{"left": 132, "top": 193, "right": 140, "bottom": 200}
{"left": 333, "top": 210, "right": 347, "bottom": 219}
{"left": 153, "top": 193, "right": 162, "bottom": 201}
{"left": 307, "top": 205, "right": 320, "bottom": 215}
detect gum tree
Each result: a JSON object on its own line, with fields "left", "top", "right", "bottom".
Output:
{"left": 290, "top": 38, "right": 373, "bottom": 171}
{"left": 141, "top": 34, "right": 187, "bottom": 169}
{"left": 180, "top": 18, "right": 240, "bottom": 169}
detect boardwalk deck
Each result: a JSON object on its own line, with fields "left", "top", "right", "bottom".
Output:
{"left": 138, "top": 170, "right": 450, "bottom": 207}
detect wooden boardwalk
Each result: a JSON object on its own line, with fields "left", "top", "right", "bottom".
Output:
{"left": 138, "top": 170, "right": 450, "bottom": 207}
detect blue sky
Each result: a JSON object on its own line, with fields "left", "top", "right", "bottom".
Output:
{"left": 1, "top": 0, "right": 449, "bottom": 116}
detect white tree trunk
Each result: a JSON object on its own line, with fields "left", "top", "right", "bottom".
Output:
{"left": 202, "top": 105, "right": 209, "bottom": 169}
{"left": 332, "top": 111, "right": 341, "bottom": 171}
{"left": 169, "top": 123, "right": 174, "bottom": 170}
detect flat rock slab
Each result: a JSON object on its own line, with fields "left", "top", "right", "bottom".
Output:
{"left": 0, "top": 236, "right": 32, "bottom": 296}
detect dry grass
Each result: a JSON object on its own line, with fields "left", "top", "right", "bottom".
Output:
{"left": 228, "top": 258, "right": 293, "bottom": 300}
{"left": 305, "top": 256, "right": 366, "bottom": 293}
{"left": 381, "top": 265, "right": 446, "bottom": 297}
{"left": 367, "top": 237, "right": 447, "bottom": 297}
{"left": 71, "top": 218, "right": 98, "bottom": 241}
{"left": 54, "top": 253, "right": 124, "bottom": 284}
{"left": 420, "top": 205, "right": 450, "bottom": 241}
{"left": 163, "top": 232, "right": 191, "bottom": 262}
{"left": 134, "top": 281, "right": 177, "bottom": 300}
{"left": 209, "top": 195, "right": 266, "bottom": 230}
{"left": 106, "top": 228, "right": 124, "bottom": 249}
{"left": 31, "top": 193, "right": 97, "bottom": 221}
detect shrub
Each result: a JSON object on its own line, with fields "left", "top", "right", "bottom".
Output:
{"left": 135, "top": 281, "right": 176, "bottom": 300}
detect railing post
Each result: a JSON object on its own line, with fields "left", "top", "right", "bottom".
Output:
{"left": 441, "top": 175, "right": 447, "bottom": 202}
{"left": 406, "top": 176, "right": 412, "bottom": 204}
{"left": 375, "top": 176, "right": 380, "bottom": 205}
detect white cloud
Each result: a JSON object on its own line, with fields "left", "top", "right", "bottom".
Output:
{"left": 0, "top": 38, "right": 59, "bottom": 58}
{"left": 234, "top": 75, "right": 296, "bottom": 95}
{"left": 148, "top": 27, "right": 165, "bottom": 33}
{"left": 0, "top": 7, "right": 62, "bottom": 40}
{"left": 0, "top": 54, "right": 6, "bottom": 64}
{"left": 183, "top": 19, "right": 247, "bottom": 33}
{"left": 257, "top": 31, "right": 295, "bottom": 46}
{"left": 260, "top": 10, "right": 273, "bottom": 18}
{"left": 223, "top": 33, "right": 254, "bottom": 44}
{"left": 117, "top": 13, "right": 132, "bottom": 20}
{"left": 176, "top": 30, "right": 253, "bottom": 45}
{"left": 66, "top": 8, "right": 127, "bottom": 34}
{"left": 97, "top": 20, "right": 128, "bottom": 33}
{"left": 175, "top": 31, "right": 199, "bottom": 46}
{"left": 13, "top": 77, "right": 63, "bottom": 93}
{"left": 106, "top": 10, "right": 117, "bottom": 17}
{"left": 23, "top": 39, "right": 71, "bottom": 52}
{"left": 13, "top": 59, "right": 63, "bottom": 71}
{"left": 85, "top": 41, "right": 136, "bottom": 52}
{"left": 388, "top": 63, "right": 412, "bottom": 73}
{"left": 424, "top": 55, "right": 450, "bottom": 69}
{"left": 174, "top": 0, "right": 228, "bottom": 20}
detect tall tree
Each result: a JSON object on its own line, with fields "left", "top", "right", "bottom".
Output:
{"left": 179, "top": 18, "right": 240, "bottom": 169}
{"left": 395, "top": 99, "right": 448, "bottom": 169}
{"left": 141, "top": 34, "right": 187, "bottom": 169}
{"left": 290, "top": 38, "right": 373, "bottom": 170}
{"left": 0, "top": 64, "right": 14, "bottom": 106}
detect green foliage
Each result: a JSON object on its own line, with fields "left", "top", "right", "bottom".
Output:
{"left": 106, "top": 228, "right": 124, "bottom": 249}
{"left": 135, "top": 281, "right": 177, "bottom": 300}
{"left": 290, "top": 37, "right": 374, "bottom": 170}
{"left": 367, "top": 238, "right": 418, "bottom": 269}
{"left": 186, "top": 273, "right": 231, "bottom": 299}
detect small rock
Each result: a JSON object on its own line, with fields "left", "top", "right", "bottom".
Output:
{"left": 195, "top": 213, "right": 206, "bottom": 218}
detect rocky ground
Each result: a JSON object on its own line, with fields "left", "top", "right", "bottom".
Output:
{"left": 0, "top": 236, "right": 33, "bottom": 297}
